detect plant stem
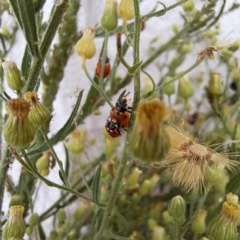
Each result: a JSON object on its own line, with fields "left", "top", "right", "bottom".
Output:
{"left": 99, "top": 31, "right": 109, "bottom": 90}
{"left": 95, "top": 1, "right": 141, "bottom": 239}
{"left": 176, "top": 100, "right": 188, "bottom": 123}
{"left": 82, "top": 64, "right": 113, "bottom": 108}
{"left": 38, "top": 126, "right": 70, "bottom": 187}
{"left": 0, "top": 146, "right": 11, "bottom": 226}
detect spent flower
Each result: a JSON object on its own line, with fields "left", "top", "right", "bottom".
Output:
{"left": 161, "top": 124, "right": 238, "bottom": 193}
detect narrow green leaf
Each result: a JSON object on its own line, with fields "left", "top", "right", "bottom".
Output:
{"left": 16, "top": 0, "right": 40, "bottom": 57}
{"left": 128, "top": 60, "right": 143, "bottom": 74}
{"left": 92, "top": 164, "right": 102, "bottom": 205}
{"left": 90, "top": 209, "right": 103, "bottom": 239}
{"left": 21, "top": 46, "right": 32, "bottom": 79}
{"left": 226, "top": 173, "right": 240, "bottom": 193}
{"left": 8, "top": 0, "right": 23, "bottom": 28}
{"left": 38, "top": 223, "right": 46, "bottom": 240}
{"left": 58, "top": 170, "right": 66, "bottom": 185}
{"left": 115, "top": 210, "right": 129, "bottom": 236}
{"left": 28, "top": 90, "right": 84, "bottom": 156}
{"left": 64, "top": 145, "right": 70, "bottom": 179}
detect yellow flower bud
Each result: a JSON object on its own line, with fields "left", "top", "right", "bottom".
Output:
{"left": 75, "top": 27, "right": 96, "bottom": 66}
{"left": 191, "top": 209, "right": 207, "bottom": 234}
{"left": 4, "top": 99, "right": 36, "bottom": 148}
{"left": 207, "top": 73, "right": 222, "bottom": 98}
{"left": 3, "top": 205, "right": 25, "bottom": 240}
{"left": 183, "top": 0, "right": 194, "bottom": 12}
{"left": 178, "top": 75, "right": 194, "bottom": 100}
{"left": 2, "top": 61, "right": 24, "bottom": 92}
{"left": 36, "top": 151, "right": 52, "bottom": 176}
{"left": 117, "top": 0, "right": 134, "bottom": 28}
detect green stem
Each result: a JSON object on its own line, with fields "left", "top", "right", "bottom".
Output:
{"left": 176, "top": 100, "right": 188, "bottom": 123}
{"left": 99, "top": 31, "right": 109, "bottom": 89}
{"left": 18, "top": 149, "right": 95, "bottom": 203}
{"left": 156, "top": 59, "right": 203, "bottom": 92}
{"left": 38, "top": 126, "right": 70, "bottom": 187}
{"left": 82, "top": 64, "right": 113, "bottom": 108}
{"left": 168, "top": 95, "right": 173, "bottom": 122}
{"left": 95, "top": 1, "right": 142, "bottom": 239}
{"left": 76, "top": 155, "right": 92, "bottom": 196}
{"left": 0, "top": 147, "right": 11, "bottom": 226}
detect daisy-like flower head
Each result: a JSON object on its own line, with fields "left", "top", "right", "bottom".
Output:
{"left": 162, "top": 124, "right": 238, "bottom": 194}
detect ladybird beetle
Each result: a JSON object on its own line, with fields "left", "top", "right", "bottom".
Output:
{"left": 110, "top": 106, "right": 130, "bottom": 128}
{"left": 95, "top": 57, "right": 111, "bottom": 79}
{"left": 105, "top": 117, "right": 121, "bottom": 138}
{"left": 116, "top": 92, "right": 132, "bottom": 113}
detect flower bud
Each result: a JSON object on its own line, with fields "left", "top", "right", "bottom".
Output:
{"left": 28, "top": 213, "right": 39, "bottom": 227}
{"left": 183, "top": 0, "right": 194, "bottom": 12}
{"left": 9, "top": 195, "right": 22, "bottom": 207}
{"left": 149, "top": 203, "right": 163, "bottom": 222}
{"left": 127, "top": 168, "right": 142, "bottom": 188}
{"left": 191, "top": 209, "right": 207, "bottom": 234}
{"left": 139, "top": 179, "right": 151, "bottom": 195}
{"left": 142, "top": 77, "right": 157, "bottom": 99}
{"left": 162, "top": 77, "right": 175, "bottom": 96}
{"left": 162, "top": 210, "right": 173, "bottom": 225}
{"left": 26, "top": 226, "right": 33, "bottom": 236}
{"left": 117, "top": 0, "right": 134, "bottom": 28}
{"left": 103, "top": 131, "right": 120, "bottom": 158}
{"left": 3, "top": 205, "right": 25, "bottom": 240}
{"left": 64, "top": 129, "right": 87, "bottom": 154}
{"left": 36, "top": 151, "right": 51, "bottom": 176}
{"left": 24, "top": 91, "right": 51, "bottom": 126}
{"left": 4, "top": 99, "right": 36, "bottom": 148}
{"left": 205, "top": 163, "right": 225, "bottom": 186}
{"left": 206, "top": 73, "right": 222, "bottom": 98}
{"left": 147, "top": 218, "right": 157, "bottom": 230}
{"left": 2, "top": 61, "right": 24, "bottom": 92}
{"left": 130, "top": 99, "right": 170, "bottom": 164}
{"left": 148, "top": 174, "right": 160, "bottom": 192}
{"left": 178, "top": 75, "right": 194, "bottom": 100}
{"left": 56, "top": 208, "right": 66, "bottom": 224}
{"left": 168, "top": 195, "right": 186, "bottom": 219}
{"left": 76, "top": 27, "right": 96, "bottom": 66}
{"left": 74, "top": 202, "right": 88, "bottom": 221}
{"left": 49, "top": 229, "right": 58, "bottom": 240}
{"left": 101, "top": 0, "right": 118, "bottom": 32}
{"left": 228, "top": 38, "right": 240, "bottom": 52}
{"left": 208, "top": 193, "right": 240, "bottom": 240}
{"left": 220, "top": 48, "right": 232, "bottom": 62}
{"left": 152, "top": 226, "right": 170, "bottom": 240}
{"left": 67, "top": 229, "right": 77, "bottom": 240}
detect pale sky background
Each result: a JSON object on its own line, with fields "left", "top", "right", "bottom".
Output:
{"left": 2, "top": 0, "right": 240, "bottom": 237}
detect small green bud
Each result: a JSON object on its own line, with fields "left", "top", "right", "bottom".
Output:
{"left": 139, "top": 179, "right": 151, "bottom": 195}
{"left": 49, "top": 229, "right": 58, "bottom": 240}
{"left": 76, "top": 27, "right": 96, "bottom": 66}
{"left": 148, "top": 174, "right": 160, "bottom": 191}
{"left": 2, "top": 61, "right": 24, "bottom": 92}
{"left": 147, "top": 218, "right": 157, "bottom": 230}
{"left": 103, "top": 133, "right": 119, "bottom": 158}
{"left": 149, "top": 203, "right": 163, "bottom": 222}
{"left": 162, "top": 77, "right": 175, "bottom": 96}
{"left": 141, "top": 77, "right": 157, "bottom": 99}
{"left": 74, "top": 202, "right": 88, "bottom": 221}
{"left": 228, "top": 38, "right": 240, "bottom": 52}
{"left": 117, "top": 0, "right": 134, "bottom": 27}
{"left": 168, "top": 195, "right": 186, "bottom": 219}
{"left": 127, "top": 168, "right": 142, "bottom": 188}
{"left": 28, "top": 213, "right": 39, "bottom": 227}
{"left": 4, "top": 99, "right": 36, "bottom": 148}
{"left": 162, "top": 210, "right": 173, "bottom": 225}
{"left": 9, "top": 195, "right": 22, "bottom": 207}
{"left": 178, "top": 75, "right": 194, "bottom": 100}
{"left": 207, "top": 73, "right": 222, "bottom": 98}
{"left": 183, "top": 0, "right": 194, "bottom": 12}
{"left": 36, "top": 152, "right": 51, "bottom": 176}
{"left": 130, "top": 99, "right": 170, "bottom": 164}
{"left": 179, "top": 43, "right": 194, "bottom": 54}
{"left": 191, "top": 209, "right": 207, "bottom": 234}
{"left": 205, "top": 163, "right": 225, "bottom": 186}
{"left": 220, "top": 48, "right": 233, "bottom": 62}
{"left": 67, "top": 229, "right": 77, "bottom": 240}
{"left": 101, "top": 0, "right": 118, "bottom": 32}
{"left": 26, "top": 226, "right": 33, "bottom": 236}
{"left": 24, "top": 91, "right": 51, "bottom": 126}
{"left": 3, "top": 205, "right": 25, "bottom": 240}
{"left": 64, "top": 129, "right": 87, "bottom": 154}
{"left": 56, "top": 208, "right": 66, "bottom": 224}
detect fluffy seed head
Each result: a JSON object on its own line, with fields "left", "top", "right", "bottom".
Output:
{"left": 162, "top": 124, "right": 238, "bottom": 193}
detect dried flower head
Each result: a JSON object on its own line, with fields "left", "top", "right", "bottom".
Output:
{"left": 162, "top": 124, "right": 238, "bottom": 193}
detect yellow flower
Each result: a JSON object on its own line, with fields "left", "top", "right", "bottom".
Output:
{"left": 162, "top": 125, "right": 238, "bottom": 193}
